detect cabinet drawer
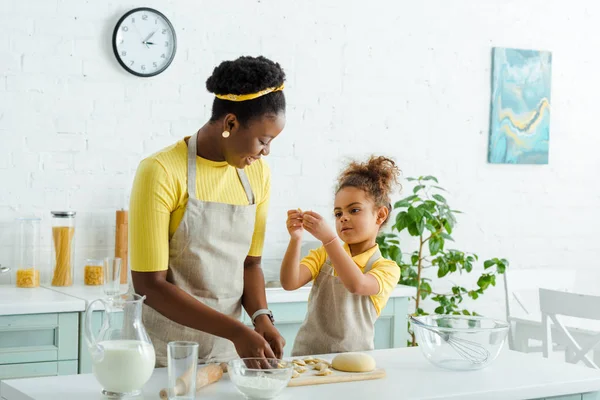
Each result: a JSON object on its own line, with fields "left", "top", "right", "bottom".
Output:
{"left": 0, "top": 360, "right": 77, "bottom": 380}
{"left": 0, "top": 313, "right": 79, "bottom": 365}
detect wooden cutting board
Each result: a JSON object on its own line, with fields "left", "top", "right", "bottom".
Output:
{"left": 287, "top": 368, "right": 386, "bottom": 387}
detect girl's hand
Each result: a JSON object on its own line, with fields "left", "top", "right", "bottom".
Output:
{"left": 302, "top": 211, "right": 336, "bottom": 243}
{"left": 286, "top": 209, "right": 304, "bottom": 240}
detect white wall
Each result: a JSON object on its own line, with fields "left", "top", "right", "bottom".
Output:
{"left": 1, "top": 0, "right": 599, "bottom": 317}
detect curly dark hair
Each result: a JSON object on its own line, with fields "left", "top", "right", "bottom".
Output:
{"left": 206, "top": 56, "right": 286, "bottom": 125}
{"left": 336, "top": 156, "right": 401, "bottom": 225}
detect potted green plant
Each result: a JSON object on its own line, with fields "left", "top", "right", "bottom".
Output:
{"left": 376, "top": 176, "right": 509, "bottom": 345}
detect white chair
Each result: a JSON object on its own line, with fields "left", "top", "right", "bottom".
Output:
{"left": 540, "top": 288, "right": 600, "bottom": 368}
{"left": 503, "top": 268, "right": 577, "bottom": 352}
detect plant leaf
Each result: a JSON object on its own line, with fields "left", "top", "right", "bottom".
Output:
{"left": 395, "top": 211, "right": 410, "bottom": 232}
{"left": 413, "top": 185, "right": 425, "bottom": 194}
{"left": 394, "top": 195, "right": 418, "bottom": 209}
{"left": 422, "top": 175, "right": 439, "bottom": 183}
{"left": 432, "top": 194, "right": 447, "bottom": 203}
{"left": 440, "top": 232, "right": 454, "bottom": 241}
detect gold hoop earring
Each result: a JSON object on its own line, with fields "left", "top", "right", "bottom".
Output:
{"left": 222, "top": 131, "right": 230, "bottom": 138}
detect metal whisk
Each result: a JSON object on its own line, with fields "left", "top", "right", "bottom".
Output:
{"left": 410, "top": 316, "right": 490, "bottom": 364}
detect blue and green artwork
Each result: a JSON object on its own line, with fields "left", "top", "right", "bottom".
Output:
{"left": 488, "top": 47, "right": 552, "bottom": 164}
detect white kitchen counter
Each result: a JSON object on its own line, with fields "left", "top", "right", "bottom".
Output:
{"left": 42, "top": 283, "right": 130, "bottom": 311}
{"left": 0, "top": 282, "right": 414, "bottom": 315}
{"left": 0, "top": 285, "right": 85, "bottom": 316}
{"left": 2, "top": 347, "right": 600, "bottom": 400}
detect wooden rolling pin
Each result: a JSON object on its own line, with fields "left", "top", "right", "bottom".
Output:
{"left": 115, "top": 210, "right": 128, "bottom": 284}
{"left": 159, "top": 363, "right": 224, "bottom": 399}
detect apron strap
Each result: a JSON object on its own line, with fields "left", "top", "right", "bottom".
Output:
{"left": 236, "top": 168, "right": 255, "bottom": 205}
{"left": 187, "top": 132, "right": 199, "bottom": 200}
{"left": 323, "top": 247, "right": 382, "bottom": 276}
{"left": 363, "top": 248, "right": 382, "bottom": 274}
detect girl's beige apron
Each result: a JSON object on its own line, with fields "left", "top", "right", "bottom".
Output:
{"left": 291, "top": 249, "right": 381, "bottom": 356}
{"left": 140, "top": 132, "right": 256, "bottom": 367}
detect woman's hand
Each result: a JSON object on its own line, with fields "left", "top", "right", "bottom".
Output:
{"left": 302, "top": 211, "right": 336, "bottom": 243}
{"left": 286, "top": 209, "right": 304, "bottom": 240}
{"left": 254, "top": 317, "right": 285, "bottom": 359}
{"left": 230, "top": 325, "right": 276, "bottom": 360}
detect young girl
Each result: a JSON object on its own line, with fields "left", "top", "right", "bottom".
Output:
{"left": 280, "top": 156, "right": 401, "bottom": 356}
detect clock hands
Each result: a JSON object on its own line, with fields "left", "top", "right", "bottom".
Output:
{"left": 142, "top": 30, "right": 157, "bottom": 48}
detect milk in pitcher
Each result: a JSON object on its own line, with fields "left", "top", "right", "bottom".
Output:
{"left": 93, "top": 340, "right": 155, "bottom": 393}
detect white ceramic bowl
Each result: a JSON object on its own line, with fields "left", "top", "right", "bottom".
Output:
{"left": 228, "top": 358, "right": 293, "bottom": 399}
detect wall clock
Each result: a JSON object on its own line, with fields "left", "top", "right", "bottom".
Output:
{"left": 112, "top": 7, "right": 177, "bottom": 77}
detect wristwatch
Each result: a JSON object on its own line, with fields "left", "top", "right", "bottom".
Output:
{"left": 251, "top": 309, "right": 275, "bottom": 326}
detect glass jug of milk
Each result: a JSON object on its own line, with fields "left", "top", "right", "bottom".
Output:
{"left": 84, "top": 293, "right": 156, "bottom": 398}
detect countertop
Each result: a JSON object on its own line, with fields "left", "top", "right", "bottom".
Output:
{"left": 0, "top": 285, "right": 85, "bottom": 316}
{"left": 0, "top": 283, "right": 416, "bottom": 315}
{"left": 2, "top": 347, "right": 600, "bottom": 400}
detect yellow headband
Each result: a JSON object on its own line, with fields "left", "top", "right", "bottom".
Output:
{"left": 214, "top": 84, "right": 284, "bottom": 102}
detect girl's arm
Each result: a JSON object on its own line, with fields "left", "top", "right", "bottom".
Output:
{"left": 279, "top": 237, "right": 313, "bottom": 290}
{"left": 302, "top": 211, "right": 380, "bottom": 296}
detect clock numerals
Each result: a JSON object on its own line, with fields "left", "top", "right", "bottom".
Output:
{"left": 114, "top": 8, "right": 176, "bottom": 77}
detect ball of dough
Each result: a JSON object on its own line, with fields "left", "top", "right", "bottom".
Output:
{"left": 331, "top": 353, "right": 376, "bottom": 372}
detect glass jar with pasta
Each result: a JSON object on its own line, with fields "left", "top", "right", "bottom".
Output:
{"left": 50, "top": 211, "right": 76, "bottom": 287}
{"left": 15, "top": 217, "right": 41, "bottom": 288}
{"left": 83, "top": 259, "right": 103, "bottom": 286}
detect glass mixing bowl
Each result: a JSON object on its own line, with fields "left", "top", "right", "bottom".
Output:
{"left": 411, "top": 314, "right": 509, "bottom": 371}
{"left": 228, "top": 358, "right": 293, "bottom": 399}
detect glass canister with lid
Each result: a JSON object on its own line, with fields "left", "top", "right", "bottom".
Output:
{"left": 15, "top": 217, "right": 41, "bottom": 288}
{"left": 50, "top": 211, "right": 76, "bottom": 287}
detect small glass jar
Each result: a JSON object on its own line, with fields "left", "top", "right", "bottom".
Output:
{"left": 84, "top": 259, "right": 104, "bottom": 286}
{"left": 15, "top": 217, "right": 41, "bottom": 288}
{"left": 50, "top": 211, "right": 76, "bottom": 287}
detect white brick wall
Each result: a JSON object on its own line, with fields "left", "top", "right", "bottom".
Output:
{"left": 1, "top": 0, "right": 599, "bottom": 317}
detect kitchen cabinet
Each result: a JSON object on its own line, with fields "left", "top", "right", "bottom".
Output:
{"left": 0, "top": 313, "right": 80, "bottom": 380}
{"left": 0, "top": 287, "right": 85, "bottom": 381}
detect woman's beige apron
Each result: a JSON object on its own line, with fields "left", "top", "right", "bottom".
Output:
{"left": 140, "top": 132, "right": 256, "bottom": 367}
{"left": 291, "top": 249, "right": 381, "bottom": 356}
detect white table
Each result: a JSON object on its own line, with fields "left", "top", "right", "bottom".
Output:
{"left": 2, "top": 347, "right": 600, "bottom": 400}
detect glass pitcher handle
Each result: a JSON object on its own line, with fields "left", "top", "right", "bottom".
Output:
{"left": 84, "top": 298, "right": 108, "bottom": 357}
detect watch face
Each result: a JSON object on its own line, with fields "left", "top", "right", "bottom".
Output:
{"left": 112, "top": 7, "right": 177, "bottom": 77}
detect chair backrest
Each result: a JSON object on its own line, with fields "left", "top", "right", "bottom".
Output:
{"left": 539, "top": 288, "right": 600, "bottom": 368}
{"left": 503, "top": 268, "right": 577, "bottom": 319}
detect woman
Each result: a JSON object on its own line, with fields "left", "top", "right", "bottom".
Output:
{"left": 129, "top": 56, "right": 287, "bottom": 367}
